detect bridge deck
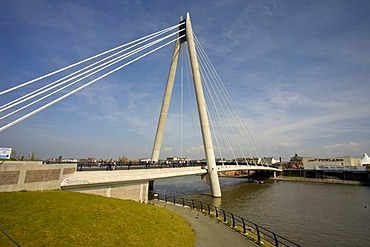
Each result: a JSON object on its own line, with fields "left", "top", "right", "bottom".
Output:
{"left": 61, "top": 165, "right": 281, "bottom": 189}
{"left": 61, "top": 167, "right": 207, "bottom": 189}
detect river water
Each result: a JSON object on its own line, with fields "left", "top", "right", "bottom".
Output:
{"left": 153, "top": 175, "right": 370, "bottom": 247}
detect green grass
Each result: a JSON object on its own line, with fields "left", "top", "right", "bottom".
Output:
{"left": 0, "top": 190, "right": 195, "bottom": 247}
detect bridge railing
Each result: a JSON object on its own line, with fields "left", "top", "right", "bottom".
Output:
{"left": 153, "top": 193, "right": 300, "bottom": 247}
{"left": 75, "top": 161, "right": 204, "bottom": 171}
{"left": 75, "top": 161, "right": 278, "bottom": 172}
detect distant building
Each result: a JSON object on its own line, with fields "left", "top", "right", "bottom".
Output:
{"left": 166, "top": 157, "right": 189, "bottom": 163}
{"left": 290, "top": 154, "right": 361, "bottom": 169}
{"left": 118, "top": 156, "right": 130, "bottom": 163}
{"left": 361, "top": 153, "right": 370, "bottom": 166}
{"left": 46, "top": 157, "right": 78, "bottom": 163}
{"left": 290, "top": 154, "right": 303, "bottom": 168}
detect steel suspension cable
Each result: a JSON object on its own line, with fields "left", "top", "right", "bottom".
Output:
{"left": 183, "top": 44, "right": 200, "bottom": 160}
{"left": 0, "top": 30, "right": 184, "bottom": 123}
{"left": 199, "top": 57, "right": 233, "bottom": 164}
{"left": 194, "top": 35, "right": 238, "bottom": 164}
{"left": 199, "top": 47, "right": 265, "bottom": 163}
{"left": 0, "top": 34, "right": 184, "bottom": 132}
{"left": 194, "top": 33, "right": 266, "bottom": 164}
{"left": 197, "top": 54, "right": 229, "bottom": 164}
{"left": 0, "top": 24, "right": 182, "bottom": 96}
{"left": 0, "top": 26, "right": 182, "bottom": 112}
{"left": 195, "top": 36, "right": 248, "bottom": 163}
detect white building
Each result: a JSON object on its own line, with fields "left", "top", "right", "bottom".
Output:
{"left": 361, "top": 153, "right": 370, "bottom": 166}
{"left": 302, "top": 156, "right": 361, "bottom": 170}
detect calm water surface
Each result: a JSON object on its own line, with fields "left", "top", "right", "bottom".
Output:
{"left": 154, "top": 176, "right": 370, "bottom": 247}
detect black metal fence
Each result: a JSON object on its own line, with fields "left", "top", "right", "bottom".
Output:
{"left": 75, "top": 161, "right": 204, "bottom": 171}
{"left": 153, "top": 193, "right": 300, "bottom": 247}
{"left": 0, "top": 227, "right": 21, "bottom": 247}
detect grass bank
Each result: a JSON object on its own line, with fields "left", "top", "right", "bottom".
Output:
{"left": 0, "top": 190, "right": 194, "bottom": 247}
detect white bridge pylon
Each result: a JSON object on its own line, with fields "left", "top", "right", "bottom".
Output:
{"left": 151, "top": 13, "right": 222, "bottom": 197}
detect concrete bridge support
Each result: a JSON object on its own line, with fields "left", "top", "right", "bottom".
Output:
{"left": 185, "top": 13, "right": 221, "bottom": 197}
{"left": 151, "top": 37, "right": 181, "bottom": 163}
{"left": 150, "top": 13, "right": 221, "bottom": 197}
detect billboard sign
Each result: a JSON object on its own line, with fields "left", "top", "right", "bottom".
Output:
{"left": 0, "top": 147, "right": 12, "bottom": 159}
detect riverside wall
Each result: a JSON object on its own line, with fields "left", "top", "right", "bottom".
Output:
{"left": 0, "top": 161, "right": 76, "bottom": 192}
{"left": 273, "top": 176, "right": 367, "bottom": 185}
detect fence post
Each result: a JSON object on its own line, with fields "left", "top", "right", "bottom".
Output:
{"left": 215, "top": 206, "right": 218, "bottom": 218}
{"left": 272, "top": 233, "right": 279, "bottom": 247}
{"left": 222, "top": 209, "right": 227, "bottom": 223}
{"left": 200, "top": 202, "right": 203, "bottom": 212}
{"left": 181, "top": 198, "right": 185, "bottom": 207}
{"left": 207, "top": 204, "right": 211, "bottom": 214}
{"left": 173, "top": 196, "right": 176, "bottom": 204}
{"left": 191, "top": 199, "right": 195, "bottom": 209}
{"left": 255, "top": 224, "right": 261, "bottom": 244}
{"left": 241, "top": 218, "right": 246, "bottom": 234}
{"left": 231, "top": 213, "right": 236, "bottom": 228}
{"left": 165, "top": 195, "right": 168, "bottom": 203}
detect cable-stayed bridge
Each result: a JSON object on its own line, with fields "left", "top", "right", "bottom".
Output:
{"left": 1, "top": 13, "right": 281, "bottom": 198}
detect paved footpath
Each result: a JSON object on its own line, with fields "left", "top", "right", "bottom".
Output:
{"left": 151, "top": 200, "right": 257, "bottom": 247}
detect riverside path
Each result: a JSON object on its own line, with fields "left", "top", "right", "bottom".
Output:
{"left": 151, "top": 200, "right": 257, "bottom": 247}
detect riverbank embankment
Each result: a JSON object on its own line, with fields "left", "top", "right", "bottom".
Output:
{"left": 273, "top": 176, "right": 368, "bottom": 185}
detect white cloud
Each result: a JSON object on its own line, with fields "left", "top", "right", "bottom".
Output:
{"left": 324, "top": 142, "right": 361, "bottom": 154}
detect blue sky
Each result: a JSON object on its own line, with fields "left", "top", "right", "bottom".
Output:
{"left": 1, "top": 0, "right": 369, "bottom": 161}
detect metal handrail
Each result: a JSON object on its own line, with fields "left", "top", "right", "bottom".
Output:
{"left": 75, "top": 161, "right": 278, "bottom": 172}
{"left": 0, "top": 227, "right": 21, "bottom": 246}
{"left": 156, "top": 193, "right": 300, "bottom": 247}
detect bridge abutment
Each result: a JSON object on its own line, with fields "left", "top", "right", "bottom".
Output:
{"left": 63, "top": 181, "right": 150, "bottom": 203}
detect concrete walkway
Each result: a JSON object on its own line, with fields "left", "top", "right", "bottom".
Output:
{"left": 151, "top": 200, "right": 257, "bottom": 247}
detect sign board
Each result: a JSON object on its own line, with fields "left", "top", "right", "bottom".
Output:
{"left": 0, "top": 147, "right": 12, "bottom": 159}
